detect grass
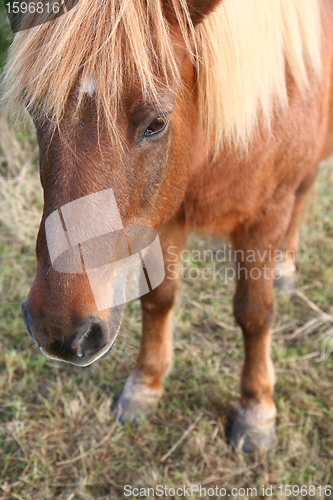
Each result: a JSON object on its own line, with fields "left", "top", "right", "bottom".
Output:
{"left": 0, "top": 22, "right": 333, "bottom": 500}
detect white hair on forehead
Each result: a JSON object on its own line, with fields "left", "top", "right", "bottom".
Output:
{"left": 80, "top": 75, "right": 97, "bottom": 96}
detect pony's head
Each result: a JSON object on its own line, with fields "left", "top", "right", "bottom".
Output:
{"left": 5, "top": 0, "right": 220, "bottom": 365}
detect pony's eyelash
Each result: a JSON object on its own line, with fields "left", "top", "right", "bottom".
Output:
{"left": 144, "top": 117, "right": 169, "bottom": 138}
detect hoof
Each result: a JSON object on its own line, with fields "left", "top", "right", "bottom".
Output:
{"left": 230, "top": 418, "right": 276, "bottom": 454}
{"left": 274, "top": 260, "right": 296, "bottom": 293}
{"left": 230, "top": 403, "right": 276, "bottom": 454}
{"left": 274, "top": 274, "right": 296, "bottom": 293}
{"left": 113, "top": 374, "right": 162, "bottom": 425}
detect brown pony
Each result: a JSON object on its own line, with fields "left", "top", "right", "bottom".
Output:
{"left": 2, "top": 0, "right": 333, "bottom": 453}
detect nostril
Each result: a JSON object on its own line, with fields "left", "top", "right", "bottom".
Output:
{"left": 77, "top": 322, "right": 107, "bottom": 358}
{"left": 21, "top": 300, "right": 36, "bottom": 342}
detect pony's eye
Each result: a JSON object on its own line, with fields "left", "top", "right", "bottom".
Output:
{"left": 144, "top": 116, "right": 168, "bottom": 137}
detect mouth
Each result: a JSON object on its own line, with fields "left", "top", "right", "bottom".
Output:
{"left": 39, "top": 338, "right": 117, "bottom": 367}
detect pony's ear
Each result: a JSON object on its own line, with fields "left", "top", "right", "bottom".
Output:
{"left": 163, "top": 0, "right": 222, "bottom": 27}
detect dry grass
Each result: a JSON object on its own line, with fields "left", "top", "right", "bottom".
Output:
{"left": 0, "top": 120, "right": 332, "bottom": 499}
{"left": 0, "top": 119, "right": 41, "bottom": 245}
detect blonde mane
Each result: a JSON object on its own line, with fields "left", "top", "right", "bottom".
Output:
{"left": 1, "top": 0, "right": 322, "bottom": 151}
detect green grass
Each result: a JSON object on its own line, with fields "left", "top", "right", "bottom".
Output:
{"left": 0, "top": 29, "right": 332, "bottom": 500}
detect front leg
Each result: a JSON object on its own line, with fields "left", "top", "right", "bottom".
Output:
{"left": 230, "top": 195, "right": 294, "bottom": 453}
{"left": 113, "top": 215, "right": 186, "bottom": 423}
